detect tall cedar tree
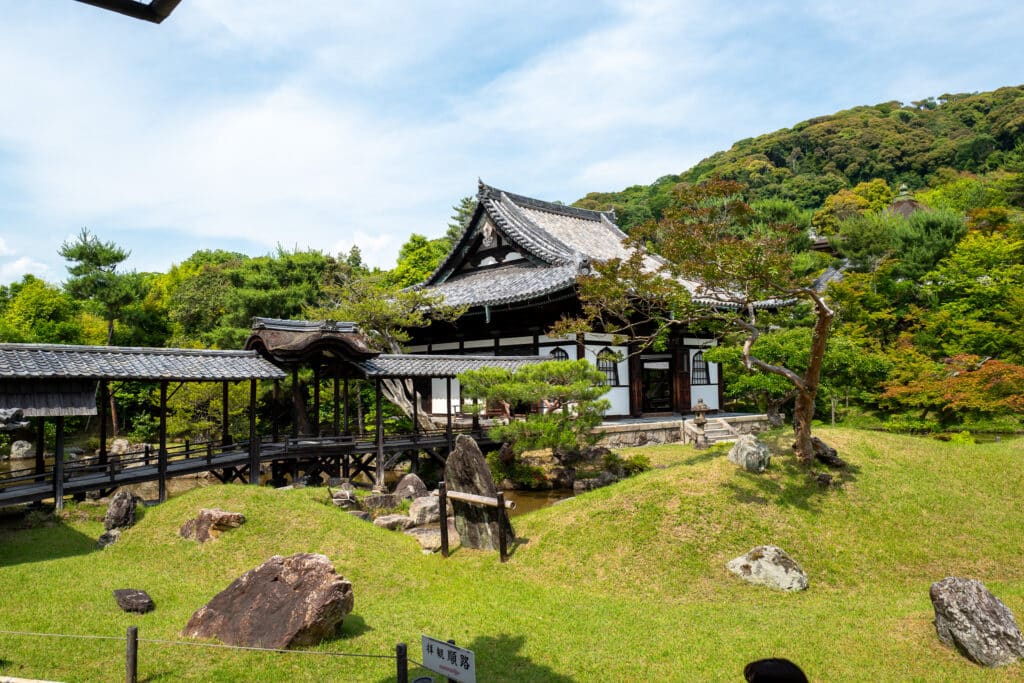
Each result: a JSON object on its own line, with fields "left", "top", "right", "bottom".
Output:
{"left": 560, "top": 179, "right": 836, "bottom": 465}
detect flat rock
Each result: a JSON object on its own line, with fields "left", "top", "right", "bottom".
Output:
{"left": 444, "top": 435, "right": 514, "bottom": 551}
{"left": 405, "top": 522, "right": 461, "bottom": 553}
{"left": 362, "top": 493, "right": 399, "bottom": 510}
{"left": 727, "top": 435, "right": 771, "bottom": 473}
{"left": 348, "top": 510, "right": 371, "bottom": 522}
{"left": 104, "top": 490, "right": 139, "bottom": 531}
{"left": 393, "top": 473, "right": 429, "bottom": 500}
{"left": 114, "top": 589, "right": 155, "bottom": 614}
{"left": 727, "top": 545, "right": 808, "bottom": 592}
{"left": 183, "top": 553, "right": 353, "bottom": 649}
{"left": 373, "top": 514, "right": 415, "bottom": 530}
{"left": 930, "top": 576, "right": 1024, "bottom": 667}
{"left": 179, "top": 509, "right": 246, "bottom": 543}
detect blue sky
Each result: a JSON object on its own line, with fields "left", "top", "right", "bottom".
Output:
{"left": 1, "top": 1, "right": 1023, "bottom": 284}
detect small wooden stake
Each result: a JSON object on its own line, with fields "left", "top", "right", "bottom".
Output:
{"left": 125, "top": 626, "right": 138, "bottom": 683}
{"left": 439, "top": 481, "right": 449, "bottom": 558}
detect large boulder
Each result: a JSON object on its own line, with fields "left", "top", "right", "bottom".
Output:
{"left": 362, "top": 493, "right": 400, "bottom": 510}
{"left": 728, "top": 435, "right": 771, "bottom": 473}
{"left": 727, "top": 545, "right": 808, "bottom": 592}
{"left": 109, "top": 438, "right": 131, "bottom": 456}
{"left": 930, "top": 577, "right": 1024, "bottom": 667}
{"left": 98, "top": 528, "right": 122, "bottom": 549}
{"left": 9, "top": 440, "right": 34, "bottom": 460}
{"left": 444, "top": 435, "right": 514, "bottom": 551}
{"left": 330, "top": 483, "right": 361, "bottom": 510}
{"left": 393, "top": 473, "right": 429, "bottom": 501}
{"left": 183, "top": 553, "right": 353, "bottom": 649}
{"left": 104, "top": 490, "right": 139, "bottom": 531}
{"left": 179, "top": 509, "right": 246, "bottom": 543}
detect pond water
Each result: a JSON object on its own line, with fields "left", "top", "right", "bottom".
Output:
{"left": 503, "top": 489, "right": 574, "bottom": 517}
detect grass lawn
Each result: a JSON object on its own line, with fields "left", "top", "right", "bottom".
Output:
{"left": 1, "top": 427, "right": 1023, "bottom": 681}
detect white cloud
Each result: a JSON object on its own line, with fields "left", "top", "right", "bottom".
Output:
{"left": 0, "top": 257, "right": 48, "bottom": 285}
{"left": 0, "top": 238, "right": 12, "bottom": 256}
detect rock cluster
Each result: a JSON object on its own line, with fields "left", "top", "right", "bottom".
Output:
{"left": 113, "top": 588, "right": 155, "bottom": 614}
{"left": 930, "top": 577, "right": 1024, "bottom": 667}
{"left": 183, "top": 553, "right": 353, "bottom": 649}
{"left": 8, "top": 440, "right": 33, "bottom": 460}
{"left": 727, "top": 545, "right": 808, "bottom": 592}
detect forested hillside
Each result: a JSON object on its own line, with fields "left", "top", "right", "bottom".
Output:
{"left": 3, "top": 86, "right": 1024, "bottom": 440}
{"left": 575, "top": 85, "right": 1024, "bottom": 230}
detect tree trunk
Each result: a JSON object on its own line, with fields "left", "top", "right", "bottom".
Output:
{"left": 291, "top": 380, "right": 313, "bottom": 436}
{"left": 381, "top": 377, "right": 436, "bottom": 432}
{"left": 792, "top": 389, "right": 816, "bottom": 465}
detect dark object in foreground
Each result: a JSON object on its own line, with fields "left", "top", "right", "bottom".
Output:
{"left": 114, "top": 589, "right": 155, "bottom": 614}
{"left": 811, "top": 437, "right": 846, "bottom": 468}
{"left": 744, "top": 658, "right": 808, "bottom": 682}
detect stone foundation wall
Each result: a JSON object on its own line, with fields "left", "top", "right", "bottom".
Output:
{"left": 596, "top": 414, "right": 770, "bottom": 449}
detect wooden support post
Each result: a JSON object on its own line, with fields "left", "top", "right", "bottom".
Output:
{"left": 312, "top": 364, "right": 321, "bottom": 437}
{"left": 272, "top": 380, "right": 280, "bottom": 443}
{"left": 35, "top": 417, "right": 45, "bottom": 477}
{"left": 395, "top": 642, "right": 408, "bottom": 683}
{"left": 439, "top": 480, "right": 449, "bottom": 558}
{"left": 374, "top": 378, "right": 385, "bottom": 492}
{"left": 333, "top": 376, "right": 340, "bottom": 437}
{"left": 222, "top": 381, "right": 231, "bottom": 446}
{"left": 342, "top": 378, "right": 350, "bottom": 436}
{"left": 99, "top": 381, "right": 109, "bottom": 465}
{"left": 249, "top": 379, "right": 259, "bottom": 485}
{"left": 445, "top": 377, "right": 453, "bottom": 451}
{"left": 291, "top": 368, "right": 300, "bottom": 438}
{"left": 158, "top": 381, "right": 168, "bottom": 504}
{"left": 53, "top": 416, "right": 64, "bottom": 511}
{"left": 497, "top": 491, "right": 509, "bottom": 563}
{"left": 472, "top": 398, "right": 480, "bottom": 434}
{"left": 125, "top": 625, "right": 138, "bottom": 683}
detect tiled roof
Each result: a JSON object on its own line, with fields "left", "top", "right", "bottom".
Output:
{"left": 0, "top": 344, "right": 287, "bottom": 381}
{"left": 421, "top": 262, "right": 579, "bottom": 308}
{"left": 352, "top": 354, "right": 546, "bottom": 378}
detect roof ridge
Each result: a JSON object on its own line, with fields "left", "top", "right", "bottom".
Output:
{"left": 488, "top": 192, "right": 579, "bottom": 265}
{"left": 0, "top": 343, "right": 259, "bottom": 357}
{"left": 478, "top": 181, "right": 614, "bottom": 222}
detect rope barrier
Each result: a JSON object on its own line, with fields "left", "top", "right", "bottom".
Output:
{"left": 0, "top": 629, "right": 396, "bottom": 660}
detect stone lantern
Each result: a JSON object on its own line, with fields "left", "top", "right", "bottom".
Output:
{"left": 692, "top": 398, "right": 709, "bottom": 449}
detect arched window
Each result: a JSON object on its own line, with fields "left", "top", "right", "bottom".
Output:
{"left": 549, "top": 347, "right": 569, "bottom": 360}
{"left": 596, "top": 348, "right": 620, "bottom": 386}
{"left": 691, "top": 351, "right": 710, "bottom": 385}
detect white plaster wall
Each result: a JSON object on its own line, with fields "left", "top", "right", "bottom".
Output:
{"left": 431, "top": 342, "right": 459, "bottom": 352}
{"left": 605, "top": 387, "right": 630, "bottom": 416}
{"left": 463, "top": 339, "right": 493, "bottom": 351}
{"left": 539, "top": 333, "right": 575, "bottom": 344}
{"left": 430, "top": 377, "right": 462, "bottom": 414}
{"left": 498, "top": 336, "right": 534, "bottom": 347}
{"left": 690, "top": 384, "right": 719, "bottom": 410}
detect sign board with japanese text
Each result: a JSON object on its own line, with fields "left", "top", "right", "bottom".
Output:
{"left": 421, "top": 635, "right": 476, "bottom": 683}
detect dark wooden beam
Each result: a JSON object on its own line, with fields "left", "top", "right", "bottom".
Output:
{"left": 222, "top": 381, "right": 231, "bottom": 446}
{"left": 333, "top": 377, "right": 340, "bottom": 437}
{"left": 35, "top": 418, "right": 45, "bottom": 477}
{"left": 374, "top": 379, "right": 385, "bottom": 491}
{"left": 53, "top": 417, "right": 64, "bottom": 510}
{"left": 74, "top": 0, "right": 182, "bottom": 24}
{"left": 249, "top": 379, "right": 258, "bottom": 485}
{"left": 99, "top": 381, "right": 108, "bottom": 465}
{"left": 158, "top": 381, "right": 168, "bottom": 503}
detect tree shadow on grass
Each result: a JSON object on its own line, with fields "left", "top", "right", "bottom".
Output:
{"left": 378, "top": 633, "right": 575, "bottom": 683}
{"left": 0, "top": 518, "right": 98, "bottom": 567}
{"left": 723, "top": 456, "right": 860, "bottom": 513}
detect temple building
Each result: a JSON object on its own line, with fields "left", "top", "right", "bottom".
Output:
{"left": 407, "top": 181, "right": 723, "bottom": 418}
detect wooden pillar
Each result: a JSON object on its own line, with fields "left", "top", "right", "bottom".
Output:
{"left": 158, "top": 381, "right": 168, "bottom": 503}
{"left": 249, "top": 379, "right": 259, "bottom": 485}
{"left": 717, "top": 359, "right": 724, "bottom": 412}
{"left": 35, "top": 417, "right": 45, "bottom": 476}
{"left": 99, "top": 381, "right": 109, "bottom": 465}
{"left": 671, "top": 340, "right": 687, "bottom": 415}
{"left": 333, "top": 376, "right": 340, "bottom": 437}
{"left": 628, "top": 345, "right": 642, "bottom": 417}
{"left": 272, "top": 380, "right": 280, "bottom": 443}
{"left": 445, "top": 377, "right": 453, "bottom": 450}
{"left": 343, "top": 378, "right": 350, "bottom": 436}
{"left": 312, "top": 364, "right": 321, "bottom": 437}
{"left": 374, "top": 378, "right": 385, "bottom": 492}
{"left": 53, "top": 417, "right": 64, "bottom": 510}
{"left": 438, "top": 480, "right": 449, "bottom": 558}
{"left": 576, "top": 333, "right": 585, "bottom": 360}
{"left": 221, "top": 381, "right": 231, "bottom": 446}
{"left": 291, "top": 368, "right": 299, "bottom": 438}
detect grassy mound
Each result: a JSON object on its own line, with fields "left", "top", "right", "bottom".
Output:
{"left": 1, "top": 428, "right": 1022, "bottom": 681}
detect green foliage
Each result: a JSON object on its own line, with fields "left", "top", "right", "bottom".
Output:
{"left": 459, "top": 360, "right": 610, "bottom": 456}
{"left": 59, "top": 228, "right": 137, "bottom": 345}
{"left": 486, "top": 449, "right": 548, "bottom": 488}
{"left": 445, "top": 195, "right": 476, "bottom": 245}
{"left": 0, "top": 275, "right": 83, "bottom": 343}
{"left": 388, "top": 233, "right": 450, "bottom": 288}
{"left": 601, "top": 451, "right": 651, "bottom": 477}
